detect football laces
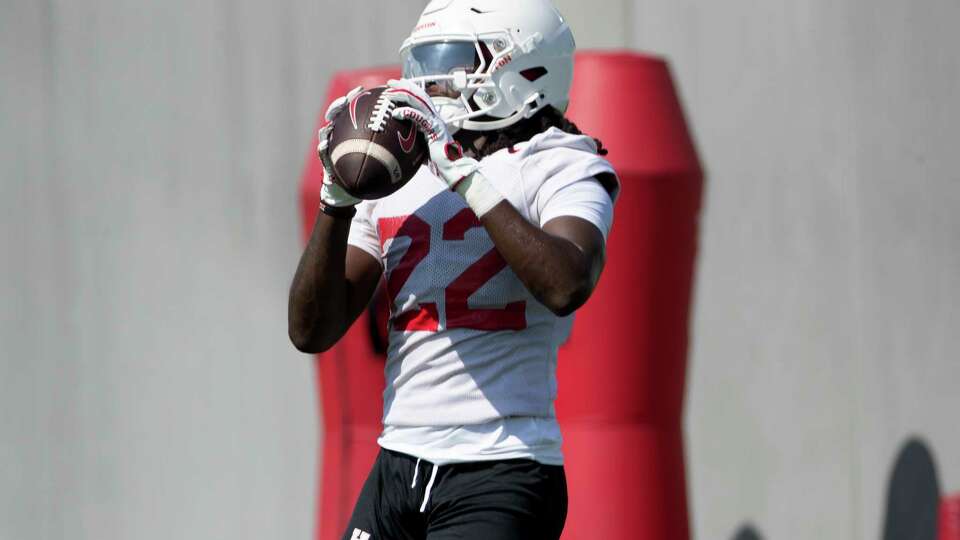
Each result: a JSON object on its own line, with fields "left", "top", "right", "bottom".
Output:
{"left": 368, "top": 92, "right": 397, "bottom": 132}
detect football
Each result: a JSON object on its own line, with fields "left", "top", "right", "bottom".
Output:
{"left": 326, "top": 86, "right": 428, "bottom": 200}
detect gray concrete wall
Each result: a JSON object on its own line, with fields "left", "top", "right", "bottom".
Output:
{"left": 2, "top": 0, "right": 958, "bottom": 539}
{"left": 625, "top": 0, "right": 960, "bottom": 538}
{"left": 1, "top": 1, "right": 420, "bottom": 539}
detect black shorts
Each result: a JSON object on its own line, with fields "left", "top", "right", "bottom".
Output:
{"left": 342, "top": 448, "right": 567, "bottom": 540}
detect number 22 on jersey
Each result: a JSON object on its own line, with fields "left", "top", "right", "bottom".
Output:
{"left": 377, "top": 209, "right": 527, "bottom": 333}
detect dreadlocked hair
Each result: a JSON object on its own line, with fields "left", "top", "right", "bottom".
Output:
{"left": 472, "top": 106, "right": 608, "bottom": 160}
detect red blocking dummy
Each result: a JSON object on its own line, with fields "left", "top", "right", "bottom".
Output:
{"left": 942, "top": 493, "right": 960, "bottom": 540}
{"left": 555, "top": 52, "right": 701, "bottom": 540}
{"left": 299, "top": 53, "right": 702, "bottom": 540}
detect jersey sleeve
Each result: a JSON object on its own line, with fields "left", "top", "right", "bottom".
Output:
{"left": 346, "top": 200, "right": 382, "bottom": 264}
{"left": 523, "top": 148, "right": 618, "bottom": 242}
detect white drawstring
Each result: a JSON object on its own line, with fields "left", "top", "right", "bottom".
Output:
{"left": 419, "top": 464, "right": 438, "bottom": 513}
{"left": 411, "top": 458, "right": 421, "bottom": 488}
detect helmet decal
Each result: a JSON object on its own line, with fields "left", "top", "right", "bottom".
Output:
{"left": 520, "top": 67, "right": 548, "bottom": 82}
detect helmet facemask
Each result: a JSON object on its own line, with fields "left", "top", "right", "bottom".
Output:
{"left": 400, "top": 0, "right": 576, "bottom": 132}
{"left": 400, "top": 30, "right": 537, "bottom": 132}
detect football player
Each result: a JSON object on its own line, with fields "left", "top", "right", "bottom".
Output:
{"left": 289, "top": 1, "right": 619, "bottom": 538}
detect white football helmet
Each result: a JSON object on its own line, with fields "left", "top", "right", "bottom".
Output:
{"left": 399, "top": 0, "right": 576, "bottom": 132}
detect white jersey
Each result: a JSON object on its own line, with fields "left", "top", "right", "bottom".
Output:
{"left": 347, "top": 127, "right": 617, "bottom": 465}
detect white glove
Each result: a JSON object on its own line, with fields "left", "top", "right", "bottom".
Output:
{"left": 384, "top": 79, "right": 504, "bottom": 217}
{"left": 317, "top": 86, "right": 363, "bottom": 208}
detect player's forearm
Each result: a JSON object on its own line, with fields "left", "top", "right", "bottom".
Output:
{"left": 480, "top": 201, "right": 598, "bottom": 317}
{"left": 287, "top": 214, "right": 352, "bottom": 353}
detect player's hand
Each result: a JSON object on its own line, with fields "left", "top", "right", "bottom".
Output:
{"left": 384, "top": 79, "right": 503, "bottom": 217}
{"left": 384, "top": 79, "right": 480, "bottom": 189}
{"left": 317, "top": 86, "right": 363, "bottom": 208}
